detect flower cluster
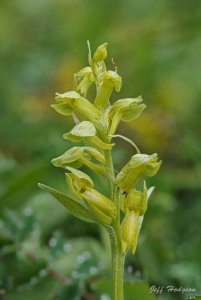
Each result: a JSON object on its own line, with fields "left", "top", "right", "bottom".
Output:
{"left": 39, "top": 42, "right": 161, "bottom": 255}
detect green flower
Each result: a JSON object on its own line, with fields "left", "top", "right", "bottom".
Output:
{"left": 63, "top": 121, "right": 114, "bottom": 150}
{"left": 116, "top": 153, "right": 161, "bottom": 191}
{"left": 65, "top": 167, "right": 116, "bottom": 225}
{"left": 123, "top": 182, "right": 147, "bottom": 216}
{"left": 94, "top": 70, "right": 122, "bottom": 109}
{"left": 51, "top": 91, "right": 101, "bottom": 123}
{"left": 75, "top": 67, "right": 94, "bottom": 97}
{"left": 51, "top": 146, "right": 106, "bottom": 175}
{"left": 105, "top": 96, "right": 146, "bottom": 135}
{"left": 121, "top": 210, "right": 140, "bottom": 254}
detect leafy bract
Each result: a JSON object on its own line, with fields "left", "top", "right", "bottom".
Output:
{"left": 38, "top": 183, "right": 96, "bottom": 223}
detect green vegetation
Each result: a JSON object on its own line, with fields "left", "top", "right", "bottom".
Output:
{"left": 0, "top": 1, "right": 200, "bottom": 299}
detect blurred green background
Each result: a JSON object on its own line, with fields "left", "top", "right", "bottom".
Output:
{"left": 0, "top": 0, "right": 201, "bottom": 299}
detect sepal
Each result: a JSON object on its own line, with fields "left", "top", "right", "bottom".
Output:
{"left": 63, "top": 121, "right": 114, "bottom": 150}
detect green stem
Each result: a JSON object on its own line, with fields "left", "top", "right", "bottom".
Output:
{"left": 104, "top": 149, "right": 115, "bottom": 199}
{"left": 104, "top": 149, "right": 124, "bottom": 300}
{"left": 110, "top": 227, "right": 124, "bottom": 300}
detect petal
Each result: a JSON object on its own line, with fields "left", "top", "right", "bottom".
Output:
{"left": 51, "top": 103, "right": 73, "bottom": 116}
{"left": 51, "top": 147, "right": 83, "bottom": 167}
{"left": 64, "top": 121, "right": 96, "bottom": 138}
{"left": 109, "top": 97, "right": 146, "bottom": 122}
{"left": 143, "top": 158, "right": 162, "bottom": 177}
{"left": 75, "top": 67, "right": 93, "bottom": 77}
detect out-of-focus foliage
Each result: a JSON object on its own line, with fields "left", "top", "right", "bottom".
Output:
{"left": 0, "top": 0, "right": 200, "bottom": 299}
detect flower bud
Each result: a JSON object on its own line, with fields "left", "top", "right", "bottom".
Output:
{"left": 121, "top": 211, "right": 140, "bottom": 254}
{"left": 125, "top": 182, "right": 147, "bottom": 216}
{"left": 93, "top": 43, "right": 108, "bottom": 62}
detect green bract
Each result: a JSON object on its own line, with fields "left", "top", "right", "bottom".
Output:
{"left": 38, "top": 183, "right": 96, "bottom": 223}
{"left": 38, "top": 42, "right": 162, "bottom": 300}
